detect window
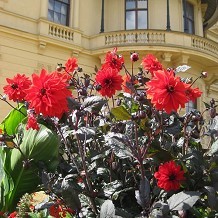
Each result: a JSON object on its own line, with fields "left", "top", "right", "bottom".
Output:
{"left": 125, "top": 0, "right": 148, "bottom": 30}
{"left": 186, "top": 100, "right": 197, "bottom": 113}
{"left": 183, "top": 1, "right": 194, "bottom": 34}
{"left": 48, "top": 0, "right": 70, "bottom": 26}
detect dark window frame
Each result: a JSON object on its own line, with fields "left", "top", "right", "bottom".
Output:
{"left": 125, "top": 0, "right": 148, "bottom": 30}
{"left": 48, "top": 0, "right": 70, "bottom": 26}
{"left": 183, "top": 0, "right": 195, "bottom": 34}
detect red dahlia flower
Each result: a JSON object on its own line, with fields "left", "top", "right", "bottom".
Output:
{"left": 184, "top": 84, "right": 202, "bottom": 102}
{"left": 25, "top": 69, "right": 72, "bottom": 118}
{"left": 65, "top": 57, "right": 78, "bottom": 73}
{"left": 154, "top": 160, "right": 185, "bottom": 191}
{"left": 3, "top": 74, "right": 32, "bottom": 102}
{"left": 26, "top": 114, "right": 39, "bottom": 131}
{"left": 102, "top": 47, "right": 124, "bottom": 71}
{"left": 146, "top": 70, "right": 188, "bottom": 114}
{"left": 141, "top": 54, "right": 163, "bottom": 76}
{"left": 95, "top": 67, "right": 123, "bottom": 98}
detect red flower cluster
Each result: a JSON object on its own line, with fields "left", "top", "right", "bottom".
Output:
{"left": 3, "top": 74, "right": 31, "bottom": 102}
{"left": 25, "top": 69, "right": 72, "bottom": 118}
{"left": 141, "top": 54, "right": 163, "bottom": 76}
{"left": 65, "top": 57, "right": 78, "bottom": 73}
{"left": 154, "top": 160, "right": 185, "bottom": 191}
{"left": 26, "top": 114, "right": 39, "bottom": 131}
{"left": 146, "top": 70, "right": 202, "bottom": 114}
{"left": 95, "top": 67, "right": 123, "bottom": 98}
{"left": 184, "top": 84, "right": 202, "bottom": 102}
{"left": 49, "top": 203, "right": 75, "bottom": 218}
{"left": 102, "top": 47, "right": 124, "bottom": 71}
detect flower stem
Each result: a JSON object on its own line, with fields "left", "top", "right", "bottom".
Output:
{"left": 0, "top": 95, "right": 26, "bottom": 116}
{"left": 75, "top": 134, "right": 98, "bottom": 214}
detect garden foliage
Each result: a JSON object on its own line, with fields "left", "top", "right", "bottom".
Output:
{"left": 0, "top": 48, "right": 217, "bottom": 218}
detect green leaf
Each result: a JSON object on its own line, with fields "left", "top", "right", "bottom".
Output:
{"left": 111, "top": 106, "right": 131, "bottom": 121}
{"left": 82, "top": 96, "right": 107, "bottom": 114}
{"left": 0, "top": 104, "right": 26, "bottom": 135}
{"left": 2, "top": 124, "right": 59, "bottom": 211}
{"left": 167, "top": 191, "right": 201, "bottom": 211}
{"left": 203, "top": 101, "right": 211, "bottom": 109}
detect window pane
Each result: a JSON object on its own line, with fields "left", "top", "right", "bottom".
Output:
{"left": 187, "top": 20, "right": 194, "bottom": 34}
{"left": 126, "top": 0, "right": 136, "bottom": 9}
{"left": 61, "top": 15, "right": 67, "bottom": 25}
{"left": 183, "top": 2, "right": 194, "bottom": 34}
{"left": 61, "top": 4, "right": 67, "bottom": 15}
{"left": 138, "top": 10, "right": 147, "bottom": 29}
{"left": 186, "top": 100, "right": 196, "bottom": 113}
{"left": 54, "top": 12, "right": 61, "bottom": 23}
{"left": 138, "top": 0, "right": 147, "bottom": 9}
{"left": 60, "top": 0, "right": 69, "bottom": 3}
{"left": 187, "top": 4, "right": 194, "bottom": 19}
{"left": 126, "top": 11, "right": 136, "bottom": 29}
{"left": 54, "top": 1, "right": 61, "bottom": 13}
{"left": 48, "top": 0, "right": 54, "bottom": 10}
{"left": 48, "top": 9, "right": 54, "bottom": 21}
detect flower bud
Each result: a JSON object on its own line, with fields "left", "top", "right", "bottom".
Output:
{"left": 95, "top": 84, "right": 102, "bottom": 91}
{"left": 56, "top": 64, "right": 63, "bottom": 72}
{"left": 201, "top": 71, "right": 208, "bottom": 78}
{"left": 209, "top": 108, "right": 216, "bottom": 118}
{"left": 130, "top": 52, "right": 139, "bottom": 62}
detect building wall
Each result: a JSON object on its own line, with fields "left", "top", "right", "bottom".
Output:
{"left": 0, "top": 0, "right": 217, "bottom": 120}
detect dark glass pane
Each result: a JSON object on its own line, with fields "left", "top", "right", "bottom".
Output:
{"left": 60, "top": 0, "right": 69, "bottom": 3}
{"left": 187, "top": 20, "right": 194, "bottom": 34}
{"left": 186, "top": 100, "right": 196, "bottom": 113}
{"left": 61, "top": 4, "right": 67, "bottom": 15}
{"left": 54, "top": 12, "right": 61, "bottom": 23}
{"left": 48, "top": 0, "right": 54, "bottom": 10}
{"left": 61, "top": 15, "right": 67, "bottom": 25}
{"left": 138, "top": 10, "right": 147, "bottom": 29}
{"left": 126, "top": 0, "right": 136, "bottom": 9}
{"left": 126, "top": 11, "right": 136, "bottom": 29}
{"left": 187, "top": 3, "right": 194, "bottom": 19}
{"left": 54, "top": 1, "right": 61, "bottom": 13}
{"left": 138, "top": 0, "right": 147, "bottom": 9}
{"left": 48, "top": 9, "right": 54, "bottom": 21}
{"left": 183, "top": 2, "right": 194, "bottom": 34}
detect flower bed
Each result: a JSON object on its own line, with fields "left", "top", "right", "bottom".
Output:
{"left": 0, "top": 48, "right": 217, "bottom": 217}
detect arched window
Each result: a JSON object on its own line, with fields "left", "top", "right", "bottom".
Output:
{"left": 48, "top": 0, "right": 70, "bottom": 26}
{"left": 125, "top": 0, "right": 148, "bottom": 30}
{"left": 183, "top": 0, "right": 195, "bottom": 34}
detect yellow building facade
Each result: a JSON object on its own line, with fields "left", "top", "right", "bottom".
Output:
{"left": 0, "top": 0, "right": 218, "bottom": 119}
